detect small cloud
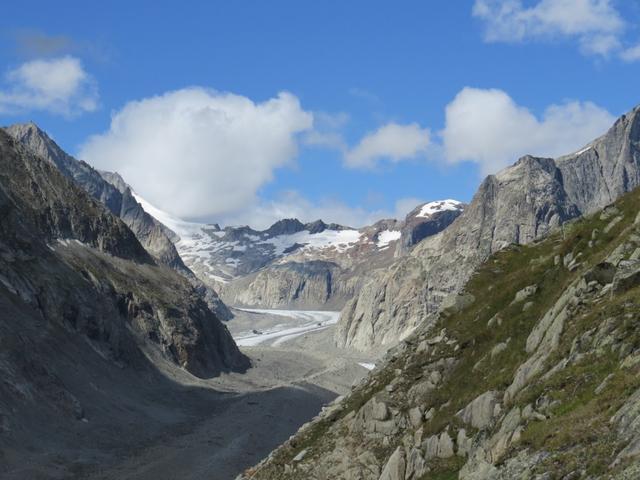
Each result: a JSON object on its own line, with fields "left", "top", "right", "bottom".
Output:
{"left": 302, "top": 111, "right": 349, "bottom": 150}
{"left": 620, "top": 43, "right": 640, "bottom": 62}
{"left": 14, "top": 30, "right": 75, "bottom": 57}
{"left": 473, "top": 0, "right": 626, "bottom": 57}
{"left": 345, "top": 122, "right": 431, "bottom": 169}
{"left": 0, "top": 56, "right": 99, "bottom": 117}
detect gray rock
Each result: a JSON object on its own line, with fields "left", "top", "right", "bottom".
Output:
{"left": 612, "top": 260, "right": 640, "bottom": 294}
{"left": 336, "top": 105, "right": 640, "bottom": 351}
{"left": 457, "top": 391, "right": 501, "bottom": 429}
{"left": 378, "top": 446, "right": 405, "bottom": 480}
{"left": 512, "top": 285, "right": 538, "bottom": 304}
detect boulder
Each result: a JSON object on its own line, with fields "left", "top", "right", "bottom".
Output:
{"left": 378, "top": 446, "right": 405, "bottom": 480}
{"left": 457, "top": 391, "right": 501, "bottom": 429}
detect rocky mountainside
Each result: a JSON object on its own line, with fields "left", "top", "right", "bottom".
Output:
{"left": 138, "top": 196, "right": 463, "bottom": 310}
{"left": 241, "top": 184, "right": 640, "bottom": 479}
{"left": 0, "top": 129, "right": 248, "bottom": 475}
{"left": 4, "top": 122, "right": 232, "bottom": 320}
{"left": 336, "top": 106, "right": 640, "bottom": 352}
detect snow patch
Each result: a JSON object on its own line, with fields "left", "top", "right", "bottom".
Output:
{"left": 417, "top": 199, "right": 462, "bottom": 218}
{"left": 376, "top": 230, "right": 401, "bottom": 248}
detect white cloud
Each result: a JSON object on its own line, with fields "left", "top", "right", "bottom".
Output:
{"left": 345, "top": 122, "right": 431, "bottom": 169}
{"left": 219, "top": 191, "right": 425, "bottom": 229}
{"left": 473, "top": 0, "right": 625, "bottom": 56}
{"left": 442, "top": 87, "right": 615, "bottom": 174}
{"left": 0, "top": 56, "right": 98, "bottom": 116}
{"left": 80, "top": 88, "right": 313, "bottom": 220}
{"left": 620, "top": 43, "right": 640, "bottom": 62}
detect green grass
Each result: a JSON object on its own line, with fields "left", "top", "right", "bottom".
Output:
{"left": 254, "top": 187, "right": 640, "bottom": 479}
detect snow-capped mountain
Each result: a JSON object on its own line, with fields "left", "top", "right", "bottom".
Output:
{"left": 135, "top": 195, "right": 464, "bottom": 309}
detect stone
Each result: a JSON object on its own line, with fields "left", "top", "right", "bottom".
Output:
{"left": 612, "top": 260, "right": 640, "bottom": 294}
{"left": 457, "top": 391, "right": 501, "bottom": 429}
{"left": 423, "top": 431, "right": 454, "bottom": 460}
{"left": 408, "top": 407, "right": 423, "bottom": 428}
{"left": 512, "top": 285, "right": 538, "bottom": 304}
{"left": 378, "top": 446, "right": 405, "bottom": 480}
{"left": 457, "top": 429, "right": 473, "bottom": 457}
{"left": 371, "top": 397, "right": 390, "bottom": 421}
{"left": 405, "top": 447, "right": 428, "bottom": 480}
{"left": 292, "top": 448, "right": 308, "bottom": 462}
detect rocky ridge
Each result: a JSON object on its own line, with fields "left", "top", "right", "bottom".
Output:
{"left": 0, "top": 127, "right": 247, "bottom": 386}
{"left": 336, "top": 106, "right": 640, "bottom": 352}
{"left": 139, "top": 197, "right": 463, "bottom": 310}
{"left": 241, "top": 184, "right": 640, "bottom": 479}
{"left": 4, "top": 122, "right": 232, "bottom": 320}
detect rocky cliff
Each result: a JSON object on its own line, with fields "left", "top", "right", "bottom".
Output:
{"left": 241, "top": 184, "right": 640, "bottom": 479}
{"left": 4, "top": 122, "right": 232, "bottom": 321}
{"left": 336, "top": 106, "right": 640, "bottom": 352}
{"left": 146, "top": 199, "right": 461, "bottom": 310}
{"left": 0, "top": 128, "right": 247, "bottom": 382}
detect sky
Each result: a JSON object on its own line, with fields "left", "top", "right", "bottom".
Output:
{"left": 1, "top": 0, "right": 639, "bottom": 229}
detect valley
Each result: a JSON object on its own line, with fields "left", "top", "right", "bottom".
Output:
{"left": 2, "top": 57, "right": 640, "bottom": 480}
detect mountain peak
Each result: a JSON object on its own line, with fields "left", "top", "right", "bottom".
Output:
{"left": 412, "top": 199, "right": 464, "bottom": 219}
{"left": 264, "top": 218, "right": 306, "bottom": 236}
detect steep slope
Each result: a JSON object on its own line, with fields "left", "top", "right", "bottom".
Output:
{"left": 242, "top": 185, "right": 640, "bottom": 479}
{"left": 0, "top": 127, "right": 246, "bottom": 373}
{"left": 4, "top": 122, "right": 186, "bottom": 271}
{"left": 337, "top": 106, "right": 640, "bottom": 351}
{"left": 0, "top": 127, "right": 249, "bottom": 476}
{"left": 396, "top": 200, "right": 464, "bottom": 256}
{"left": 4, "top": 122, "right": 232, "bottom": 320}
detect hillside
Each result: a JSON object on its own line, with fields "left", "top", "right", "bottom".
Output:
{"left": 337, "top": 106, "right": 640, "bottom": 352}
{"left": 0, "top": 129, "right": 249, "bottom": 477}
{"left": 242, "top": 183, "right": 640, "bottom": 479}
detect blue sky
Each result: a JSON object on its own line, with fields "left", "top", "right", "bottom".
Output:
{"left": 1, "top": 1, "right": 639, "bottom": 228}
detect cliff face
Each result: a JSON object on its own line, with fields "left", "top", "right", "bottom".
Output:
{"left": 4, "top": 122, "right": 232, "bottom": 321}
{"left": 336, "top": 106, "right": 640, "bottom": 352}
{"left": 243, "top": 185, "right": 640, "bottom": 480}
{"left": 0, "top": 129, "right": 247, "bottom": 383}
{"left": 4, "top": 122, "right": 185, "bottom": 271}
{"left": 215, "top": 212, "right": 462, "bottom": 311}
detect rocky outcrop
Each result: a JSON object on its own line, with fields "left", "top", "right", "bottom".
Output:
{"left": 4, "top": 122, "right": 186, "bottom": 271}
{"left": 395, "top": 200, "right": 464, "bottom": 256}
{"left": 4, "top": 122, "right": 232, "bottom": 321}
{"left": 227, "top": 260, "right": 361, "bottom": 310}
{"left": 337, "top": 106, "right": 640, "bottom": 351}
{"left": 0, "top": 128, "right": 247, "bottom": 377}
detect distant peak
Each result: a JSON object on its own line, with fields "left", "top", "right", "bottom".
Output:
{"left": 264, "top": 218, "right": 305, "bottom": 236}
{"left": 415, "top": 199, "right": 463, "bottom": 218}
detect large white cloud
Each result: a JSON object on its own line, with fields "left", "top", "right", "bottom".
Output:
{"left": 345, "top": 122, "right": 431, "bottom": 169}
{"left": 473, "top": 0, "right": 625, "bottom": 56}
{"left": 442, "top": 87, "right": 614, "bottom": 174}
{"left": 80, "top": 88, "right": 313, "bottom": 219}
{"left": 0, "top": 56, "right": 98, "bottom": 116}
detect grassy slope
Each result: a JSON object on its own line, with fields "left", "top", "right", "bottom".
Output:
{"left": 250, "top": 187, "right": 640, "bottom": 479}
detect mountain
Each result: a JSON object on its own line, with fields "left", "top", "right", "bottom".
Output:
{"left": 336, "top": 106, "right": 640, "bottom": 352}
{"left": 4, "top": 123, "right": 232, "bottom": 320}
{"left": 240, "top": 182, "right": 640, "bottom": 479}
{"left": 0, "top": 129, "right": 247, "bottom": 476}
{"left": 137, "top": 196, "right": 463, "bottom": 310}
